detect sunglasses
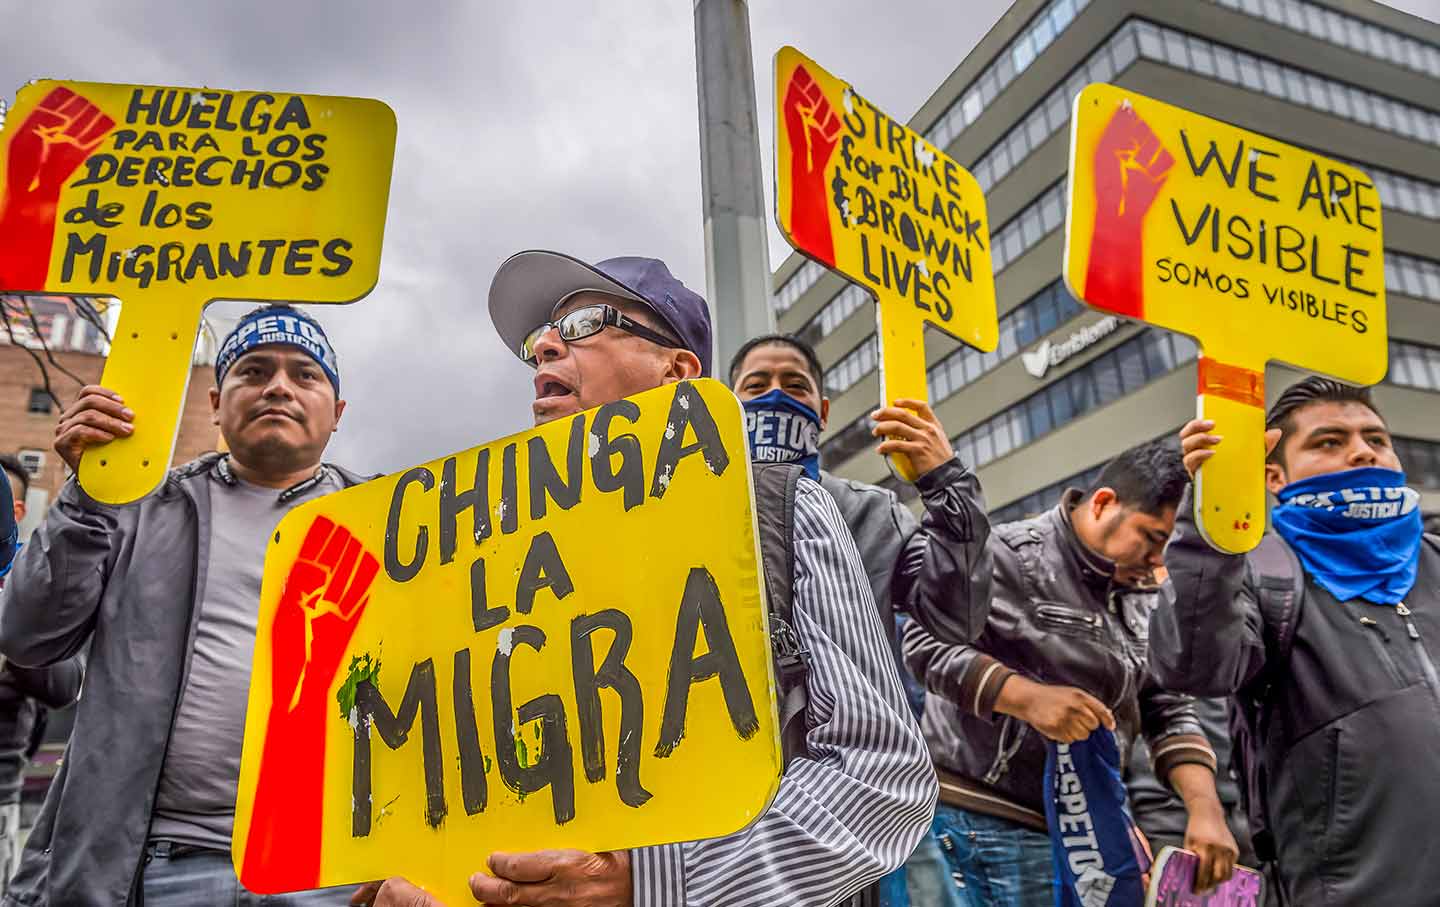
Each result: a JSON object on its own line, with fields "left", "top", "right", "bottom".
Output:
{"left": 520, "top": 303, "right": 682, "bottom": 363}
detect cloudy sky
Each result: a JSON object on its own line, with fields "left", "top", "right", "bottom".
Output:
{"left": 5, "top": 0, "right": 1436, "bottom": 475}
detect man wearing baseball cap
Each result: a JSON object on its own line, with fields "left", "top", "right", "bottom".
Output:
{"left": 367, "top": 252, "right": 936, "bottom": 907}
{"left": 0, "top": 305, "right": 368, "bottom": 906}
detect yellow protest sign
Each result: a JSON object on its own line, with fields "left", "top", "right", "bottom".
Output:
{"left": 0, "top": 80, "right": 396, "bottom": 503}
{"left": 774, "top": 47, "right": 997, "bottom": 480}
{"left": 1064, "top": 84, "right": 1387, "bottom": 553}
{"left": 233, "top": 379, "right": 781, "bottom": 905}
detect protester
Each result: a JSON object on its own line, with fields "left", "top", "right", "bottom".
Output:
{"left": 728, "top": 333, "right": 991, "bottom": 654}
{"left": 903, "top": 440, "right": 1237, "bottom": 906}
{"left": 0, "top": 456, "right": 83, "bottom": 896}
{"left": 729, "top": 333, "right": 985, "bottom": 907}
{"left": 0, "top": 305, "right": 367, "bottom": 906}
{"left": 1150, "top": 376, "right": 1440, "bottom": 906}
{"left": 364, "top": 252, "right": 936, "bottom": 907}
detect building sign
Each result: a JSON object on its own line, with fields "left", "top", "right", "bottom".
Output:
{"left": 775, "top": 46, "right": 997, "bottom": 480}
{"left": 1020, "top": 315, "right": 1121, "bottom": 379}
{"left": 0, "top": 80, "right": 396, "bottom": 503}
{"left": 1064, "top": 83, "right": 1387, "bottom": 553}
{"left": 234, "top": 379, "right": 782, "bottom": 906}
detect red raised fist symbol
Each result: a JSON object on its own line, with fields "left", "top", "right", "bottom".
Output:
{"left": 783, "top": 65, "right": 843, "bottom": 266}
{"left": 1085, "top": 103, "right": 1175, "bottom": 318}
{"left": 244, "top": 515, "right": 379, "bottom": 892}
{"left": 270, "top": 515, "right": 379, "bottom": 714}
{"left": 0, "top": 87, "right": 116, "bottom": 291}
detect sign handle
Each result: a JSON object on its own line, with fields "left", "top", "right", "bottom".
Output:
{"left": 78, "top": 294, "right": 202, "bottom": 504}
{"left": 1192, "top": 356, "right": 1267, "bottom": 554}
{"left": 876, "top": 295, "right": 930, "bottom": 483}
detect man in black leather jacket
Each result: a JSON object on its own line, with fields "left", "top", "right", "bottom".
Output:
{"left": 904, "top": 440, "right": 1237, "bottom": 906}
{"left": 1152, "top": 376, "right": 1440, "bottom": 906}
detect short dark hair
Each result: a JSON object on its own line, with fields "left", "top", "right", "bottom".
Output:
{"left": 1087, "top": 439, "right": 1188, "bottom": 516}
{"left": 1265, "top": 376, "right": 1384, "bottom": 464}
{"left": 0, "top": 455, "right": 28, "bottom": 500}
{"left": 727, "top": 333, "right": 825, "bottom": 391}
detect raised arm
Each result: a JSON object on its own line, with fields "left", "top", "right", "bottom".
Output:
{"left": 1148, "top": 420, "right": 1269, "bottom": 697}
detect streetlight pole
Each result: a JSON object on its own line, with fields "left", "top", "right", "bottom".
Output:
{"left": 694, "top": 0, "right": 774, "bottom": 374}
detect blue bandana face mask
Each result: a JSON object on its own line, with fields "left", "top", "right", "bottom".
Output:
{"left": 1271, "top": 466, "right": 1423, "bottom": 605}
{"left": 743, "top": 389, "right": 822, "bottom": 481}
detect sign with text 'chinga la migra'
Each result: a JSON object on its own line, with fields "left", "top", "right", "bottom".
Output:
{"left": 774, "top": 47, "right": 997, "bottom": 481}
{"left": 233, "top": 379, "right": 782, "bottom": 906}
{"left": 1064, "top": 83, "right": 1387, "bottom": 554}
{"left": 0, "top": 80, "right": 396, "bottom": 504}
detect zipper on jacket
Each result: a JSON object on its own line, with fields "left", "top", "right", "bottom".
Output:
{"left": 1350, "top": 605, "right": 1406, "bottom": 687}
{"left": 1396, "top": 603, "right": 1440, "bottom": 695}
{"left": 983, "top": 717, "right": 1030, "bottom": 786}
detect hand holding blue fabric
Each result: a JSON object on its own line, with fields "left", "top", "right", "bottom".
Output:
{"left": 1044, "top": 729, "right": 1148, "bottom": 907}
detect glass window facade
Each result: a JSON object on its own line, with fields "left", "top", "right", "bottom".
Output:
{"left": 1389, "top": 340, "right": 1440, "bottom": 391}
{"left": 1209, "top": 0, "right": 1440, "bottom": 79}
{"left": 968, "top": 19, "right": 1440, "bottom": 198}
{"left": 824, "top": 335, "right": 879, "bottom": 395}
{"left": 925, "top": 0, "right": 1095, "bottom": 151}
{"left": 927, "top": 278, "right": 1084, "bottom": 402}
{"left": 773, "top": 261, "right": 825, "bottom": 316}
{"left": 949, "top": 330, "right": 1200, "bottom": 471}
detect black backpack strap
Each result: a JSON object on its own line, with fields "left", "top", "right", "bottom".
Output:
{"left": 1230, "top": 532, "right": 1304, "bottom": 869}
{"left": 752, "top": 463, "right": 811, "bottom": 766}
{"left": 1250, "top": 533, "right": 1305, "bottom": 669}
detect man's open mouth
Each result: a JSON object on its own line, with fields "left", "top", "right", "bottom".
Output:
{"left": 535, "top": 376, "right": 575, "bottom": 399}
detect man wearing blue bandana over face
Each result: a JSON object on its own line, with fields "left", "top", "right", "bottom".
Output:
{"left": 730, "top": 334, "right": 992, "bottom": 907}
{"left": 1151, "top": 376, "right": 1440, "bottom": 907}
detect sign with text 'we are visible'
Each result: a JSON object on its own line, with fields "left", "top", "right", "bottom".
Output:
{"left": 1065, "top": 83, "right": 1387, "bottom": 553}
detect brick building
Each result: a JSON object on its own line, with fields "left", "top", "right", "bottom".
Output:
{"left": 1, "top": 297, "right": 221, "bottom": 535}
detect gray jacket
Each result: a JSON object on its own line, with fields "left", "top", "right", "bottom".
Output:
{"left": 1151, "top": 487, "right": 1440, "bottom": 905}
{"left": 0, "top": 454, "right": 367, "bottom": 907}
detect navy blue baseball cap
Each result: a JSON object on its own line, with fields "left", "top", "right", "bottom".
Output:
{"left": 488, "top": 250, "right": 713, "bottom": 377}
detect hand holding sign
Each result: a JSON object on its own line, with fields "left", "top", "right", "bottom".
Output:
{"left": 0, "top": 80, "right": 396, "bottom": 504}
{"left": 1065, "top": 84, "right": 1387, "bottom": 553}
{"left": 775, "top": 48, "right": 997, "bottom": 481}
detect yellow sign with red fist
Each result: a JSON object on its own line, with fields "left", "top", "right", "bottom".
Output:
{"left": 774, "top": 47, "right": 997, "bottom": 480}
{"left": 1064, "top": 83, "right": 1388, "bottom": 553}
{"left": 233, "top": 379, "right": 782, "bottom": 905}
{"left": 0, "top": 80, "right": 396, "bottom": 504}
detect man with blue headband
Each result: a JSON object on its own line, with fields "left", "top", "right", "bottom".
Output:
{"left": 1152, "top": 375, "right": 1440, "bottom": 906}
{"left": 0, "top": 304, "right": 367, "bottom": 906}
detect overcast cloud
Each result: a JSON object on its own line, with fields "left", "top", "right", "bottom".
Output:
{"left": 3, "top": 0, "right": 1435, "bottom": 474}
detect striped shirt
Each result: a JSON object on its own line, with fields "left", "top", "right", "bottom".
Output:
{"left": 632, "top": 478, "right": 938, "bottom": 906}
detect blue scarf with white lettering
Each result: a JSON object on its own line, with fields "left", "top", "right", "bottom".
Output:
{"left": 1271, "top": 467, "right": 1422, "bottom": 605}
{"left": 1044, "top": 730, "right": 1147, "bottom": 907}
{"left": 743, "top": 389, "right": 821, "bottom": 480}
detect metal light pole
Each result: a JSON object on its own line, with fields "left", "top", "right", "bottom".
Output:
{"left": 694, "top": 0, "right": 774, "bottom": 375}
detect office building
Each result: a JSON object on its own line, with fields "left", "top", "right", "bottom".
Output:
{"left": 770, "top": 0, "right": 1440, "bottom": 518}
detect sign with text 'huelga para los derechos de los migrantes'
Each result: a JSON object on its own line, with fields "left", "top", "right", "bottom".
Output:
{"left": 1065, "top": 83, "right": 1387, "bottom": 554}
{"left": 775, "top": 47, "right": 997, "bottom": 481}
{"left": 233, "top": 379, "right": 783, "bottom": 906}
{"left": 0, "top": 81, "right": 396, "bottom": 503}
